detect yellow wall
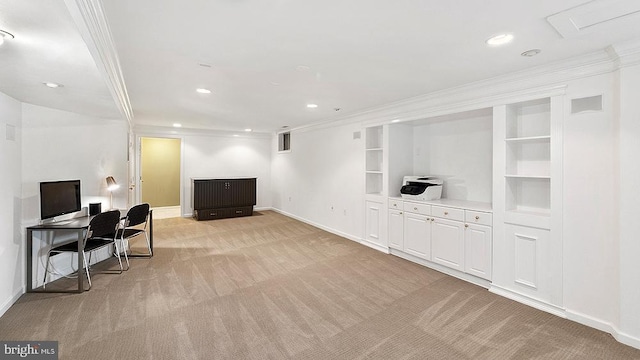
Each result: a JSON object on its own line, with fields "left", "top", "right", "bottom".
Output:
{"left": 141, "top": 137, "right": 181, "bottom": 207}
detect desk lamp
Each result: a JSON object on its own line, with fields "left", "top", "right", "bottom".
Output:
{"left": 106, "top": 176, "right": 120, "bottom": 209}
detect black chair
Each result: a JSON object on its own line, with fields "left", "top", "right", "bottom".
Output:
{"left": 43, "top": 210, "right": 123, "bottom": 290}
{"left": 117, "top": 203, "right": 152, "bottom": 270}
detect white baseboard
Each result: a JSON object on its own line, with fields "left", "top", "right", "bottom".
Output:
{"left": 390, "top": 248, "right": 491, "bottom": 289}
{"left": 489, "top": 284, "right": 566, "bottom": 318}
{"left": 0, "top": 287, "right": 24, "bottom": 318}
{"left": 360, "top": 239, "right": 390, "bottom": 254}
{"left": 566, "top": 310, "right": 640, "bottom": 350}
{"left": 270, "top": 208, "right": 364, "bottom": 244}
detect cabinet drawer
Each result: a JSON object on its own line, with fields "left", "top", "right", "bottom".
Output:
{"left": 432, "top": 206, "right": 464, "bottom": 221}
{"left": 388, "top": 199, "right": 402, "bottom": 210}
{"left": 465, "top": 210, "right": 492, "bottom": 226}
{"left": 403, "top": 201, "right": 431, "bottom": 215}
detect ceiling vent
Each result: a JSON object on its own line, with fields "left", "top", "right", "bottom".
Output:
{"left": 547, "top": 0, "right": 640, "bottom": 38}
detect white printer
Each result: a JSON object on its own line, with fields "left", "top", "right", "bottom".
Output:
{"left": 400, "top": 176, "right": 443, "bottom": 201}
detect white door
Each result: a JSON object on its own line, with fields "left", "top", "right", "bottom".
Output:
{"left": 431, "top": 217, "right": 465, "bottom": 271}
{"left": 464, "top": 223, "right": 492, "bottom": 280}
{"left": 403, "top": 212, "right": 430, "bottom": 259}
{"left": 388, "top": 209, "right": 404, "bottom": 250}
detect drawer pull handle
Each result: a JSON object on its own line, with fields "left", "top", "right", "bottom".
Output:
{"left": 475, "top": 215, "right": 480, "bottom": 220}
{"left": 465, "top": 224, "right": 469, "bottom": 228}
{"left": 414, "top": 207, "right": 418, "bottom": 210}
{"left": 444, "top": 211, "right": 449, "bottom": 215}
{"left": 235, "top": 210, "right": 243, "bottom": 214}
{"left": 430, "top": 218, "right": 434, "bottom": 221}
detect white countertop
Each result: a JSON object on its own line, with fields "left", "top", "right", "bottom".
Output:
{"left": 389, "top": 196, "right": 492, "bottom": 212}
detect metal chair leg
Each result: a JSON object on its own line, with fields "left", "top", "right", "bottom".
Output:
{"left": 113, "top": 242, "right": 123, "bottom": 273}
{"left": 83, "top": 251, "right": 91, "bottom": 290}
{"left": 43, "top": 251, "right": 52, "bottom": 289}
{"left": 121, "top": 238, "right": 130, "bottom": 270}
{"left": 144, "top": 231, "right": 152, "bottom": 256}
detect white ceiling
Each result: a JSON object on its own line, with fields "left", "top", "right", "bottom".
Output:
{"left": 1, "top": 0, "right": 640, "bottom": 132}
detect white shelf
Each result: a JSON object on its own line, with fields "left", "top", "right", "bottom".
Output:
{"left": 505, "top": 174, "right": 551, "bottom": 179}
{"left": 505, "top": 135, "right": 551, "bottom": 142}
{"left": 366, "top": 171, "right": 383, "bottom": 174}
{"left": 365, "top": 147, "right": 383, "bottom": 151}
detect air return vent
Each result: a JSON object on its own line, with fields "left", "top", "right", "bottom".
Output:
{"left": 571, "top": 95, "right": 603, "bottom": 114}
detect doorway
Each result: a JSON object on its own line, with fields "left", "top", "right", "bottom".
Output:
{"left": 139, "top": 137, "right": 182, "bottom": 218}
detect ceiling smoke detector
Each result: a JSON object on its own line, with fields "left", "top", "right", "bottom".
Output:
{"left": 521, "top": 49, "right": 542, "bottom": 57}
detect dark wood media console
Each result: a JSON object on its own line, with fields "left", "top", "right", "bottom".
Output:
{"left": 192, "top": 178, "right": 257, "bottom": 220}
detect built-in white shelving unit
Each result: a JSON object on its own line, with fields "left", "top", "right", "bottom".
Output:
{"left": 492, "top": 93, "right": 564, "bottom": 316}
{"left": 504, "top": 98, "right": 552, "bottom": 218}
{"left": 365, "top": 126, "right": 384, "bottom": 195}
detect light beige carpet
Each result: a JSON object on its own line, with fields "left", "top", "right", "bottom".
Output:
{"left": 1, "top": 211, "right": 639, "bottom": 359}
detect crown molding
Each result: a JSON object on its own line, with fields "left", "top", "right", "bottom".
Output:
{"left": 134, "top": 124, "right": 272, "bottom": 139}
{"left": 64, "top": 0, "right": 133, "bottom": 128}
{"left": 287, "top": 49, "right": 615, "bottom": 134}
{"left": 607, "top": 39, "right": 640, "bottom": 68}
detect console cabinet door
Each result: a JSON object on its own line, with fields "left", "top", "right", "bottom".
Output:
{"left": 388, "top": 209, "right": 404, "bottom": 250}
{"left": 365, "top": 200, "right": 384, "bottom": 246}
{"left": 464, "top": 223, "right": 492, "bottom": 280}
{"left": 403, "top": 212, "right": 430, "bottom": 259}
{"left": 431, "top": 217, "right": 464, "bottom": 271}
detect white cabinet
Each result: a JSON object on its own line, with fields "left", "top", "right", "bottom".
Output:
{"left": 464, "top": 223, "right": 492, "bottom": 280}
{"left": 431, "top": 217, "right": 465, "bottom": 271}
{"left": 388, "top": 209, "right": 404, "bottom": 250}
{"left": 365, "top": 200, "right": 386, "bottom": 248}
{"left": 403, "top": 211, "right": 431, "bottom": 259}
{"left": 388, "top": 198, "right": 493, "bottom": 282}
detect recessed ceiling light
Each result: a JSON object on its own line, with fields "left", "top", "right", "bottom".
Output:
{"left": 196, "top": 88, "right": 211, "bottom": 94}
{"left": 521, "top": 49, "right": 542, "bottom": 57}
{"left": 233, "top": 134, "right": 239, "bottom": 137}
{"left": 486, "top": 33, "right": 514, "bottom": 46}
{"left": 244, "top": 128, "right": 252, "bottom": 132}
{"left": 43, "top": 82, "right": 62, "bottom": 88}
{"left": 173, "top": 123, "right": 182, "bottom": 128}
{"left": 391, "top": 119, "right": 401, "bottom": 123}
{"left": 0, "top": 30, "right": 14, "bottom": 46}
{"left": 307, "top": 104, "right": 318, "bottom": 108}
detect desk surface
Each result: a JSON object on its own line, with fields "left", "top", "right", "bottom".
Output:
{"left": 27, "top": 210, "right": 128, "bottom": 230}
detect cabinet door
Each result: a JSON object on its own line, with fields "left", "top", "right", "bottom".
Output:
{"left": 388, "top": 209, "right": 404, "bottom": 250}
{"left": 464, "top": 223, "right": 492, "bottom": 280}
{"left": 403, "top": 212, "right": 430, "bottom": 259}
{"left": 365, "top": 200, "right": 385, "bottom": 246}
{"left": 431, "top": 217, "right": 464, "bottom": 271}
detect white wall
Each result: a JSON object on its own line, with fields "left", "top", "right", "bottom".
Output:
{"left": 562, "top": 74, "right": 619, "bottom": 329}
{"left": 182, "top": 134, "right": 272, "bottom": 215}
{"left": 618, "top": 62, "right": 640, "bottom": 343}
{"left": 271, "top": 123, "right": 364, "bottom": 240}
{"left": 21, "top": 103, "right": 128, "bottom": 288}
{"left": 412, "top": 110, "right": 493, "bottom": 203}
{"left": 0, "top": 92, "right": 23, "bottom": 316}
{"left": 21, "top": 104, "right": 129, "bottom": 219}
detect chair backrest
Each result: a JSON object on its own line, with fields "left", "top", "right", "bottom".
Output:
{"left": 88, "top": 210, "right": 121, "bottom": 239}
{"left": 125, "top": 203, "right": 150, "bottom": 227}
